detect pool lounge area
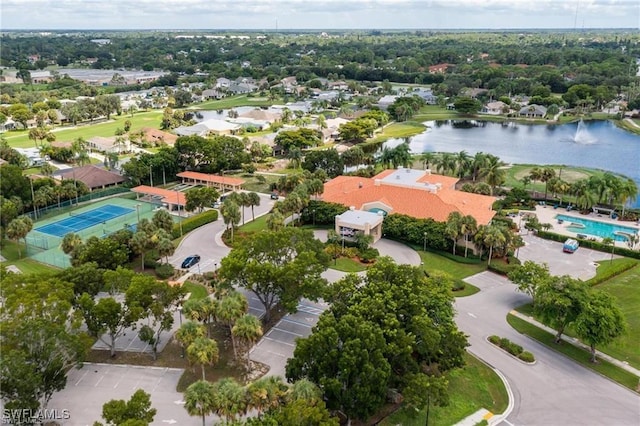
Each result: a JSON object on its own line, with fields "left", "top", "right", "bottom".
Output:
{"left": 555, "top": 214, "right": 639, "bottom": 242}
{"left": 524, "top": 206, "right": 640, "bottom": 247}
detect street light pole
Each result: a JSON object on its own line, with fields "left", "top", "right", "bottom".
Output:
{"left": 136, "top": 204, "right": 141, "bottom": 223}
{"left": 423, "top": 232, "right": 427, "bottom": 252}
{"left": 177, "top": 306, "right": 184, "bottom": 358}
{"left": 312, "top": 209, "right": 316, "bottom": 226}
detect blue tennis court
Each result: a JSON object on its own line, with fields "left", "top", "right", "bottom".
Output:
{"left": 36, "top": 204, "right": 134, "bottom": 237}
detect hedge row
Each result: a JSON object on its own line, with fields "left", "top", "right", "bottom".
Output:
{"left": 585, "top": 259, "right": 639, "bottom": 286}
{"left": 536, "top": 230, "right": 640, "bottom": 259}
{"left": 488, "top": 335, "right": 535, "bottom": 363}
{"left": 172, "top": 210, "right": 219, "bottom": 239}
{"left": 487, "top": 255, "right": 521, "bottom": 276}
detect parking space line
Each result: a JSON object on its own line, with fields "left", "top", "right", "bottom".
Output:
{"left": 74, "top": 370, "right": 88, "bottom": 386}
{"left": 272, "top": 327, "right": 304, "bottom": 337}
{"left": 94, "top": 374, "right": 104, "bottom": 387}
{"left": 281, "top": 317, "right": 313, "bottom": 328}
{"left": 262, "top": 336, "right": 295, "bottom": 347}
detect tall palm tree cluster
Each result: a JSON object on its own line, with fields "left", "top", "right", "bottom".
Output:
{"left": 446, "top": 211, "right": 523, "bottom": 264}
{"left": 184, "top": 376, "right": 337, "bottom": 426}
{"left": 527, "top": 167, "right": 638, "bottom": 215}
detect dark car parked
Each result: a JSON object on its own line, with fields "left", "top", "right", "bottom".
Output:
{"left": 181, "top": 254, "right": 201, "bottom": 269}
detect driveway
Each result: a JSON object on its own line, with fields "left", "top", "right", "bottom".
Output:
{"left": 517, "top": 233, "right": 612, "bottom": 280}
{"left": 169, "top": 192, "right": 278, "bottom": 274}
{"left": 48, "top": 363, "right": 207, "bottom": 426}
{"left": 457, "top": 272, "right": 640, "bottom": 426}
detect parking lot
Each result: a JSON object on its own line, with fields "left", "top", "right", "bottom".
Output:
{"left": 517, "top": 233, "right": 612, "bottom": 280}
{"left": 48, "top": 363, "right": 206, "bottom": 425}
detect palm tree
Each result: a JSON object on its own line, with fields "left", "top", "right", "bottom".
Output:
{"left": 618, "top": 178, "right": 638, "bottom": 219}
{"left": 6, "top": 217, "right": 31, "bottom": 258}
{"left": 216, "top": 292, "right": 248, "bottom": 361}
{"left": 540, "top": 167, "right": 556, "bottom": 201}
{"left": 221, "top": 200, "right": 241, "bottom": 242}
{"left": 175, "top": 321, "right": 206, "bottom": 352}
{"left": 445, "top": 212, "right": 463, "bottom": 255}
{"left": 187, "top": 337, "right": 219, "bottom": 380}
{"left": 456, "top": 150, "right": 471, "bottom": 178}
{"left": 184, "top": 380, "right": 216, "bottom": 426}
{"left": 211, "top": 378, "right": 248, "bottom": 422}
{"left": 482, "top": 224, "right": 506, "bottom": 266}
{"left": 289, "top": 378, "right": 323, "bottom": 402}
{"left": 287, "top": 147, "right": 303, "bottom": 169}
{"left": 520, "top": 176, "right": 532, "bottom": 191}
{"left": 481, "top": 155, "right": 506, "bottom": 195}
{"left": 247, "top": 192, "right": 261, "bottom": 221}
{"left": 266, "top": 209, "right": 285, "bottom": 231}
{"left": 232, "top": 314, "right": 263, "bottom": 370}
{"left": 61, "top": 232, "right": 82, "bottom": 255}
{"left": 247, "top": 376, "right": 287, "bottom": 416}
{"left": 157, "top": 237, "right": 175, "bottom": 263}
{"left": 460, "top": 215, "right": 478, "bottom": 258}
{"left": 420, "top": 152, "right": 436, "bottom": 170}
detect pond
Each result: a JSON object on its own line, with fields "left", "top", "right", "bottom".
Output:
{"left": 383, "top": 119, "right": 640, "bottom": 208}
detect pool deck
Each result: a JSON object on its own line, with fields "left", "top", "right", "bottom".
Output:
{"left": 519, "top": 206, "right": 640, "bottom": 248}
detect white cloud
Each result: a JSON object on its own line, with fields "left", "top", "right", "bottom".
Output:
{"left": 0, "top": 0, "right": 638, "bottom": 29}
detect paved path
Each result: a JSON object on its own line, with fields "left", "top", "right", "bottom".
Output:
{"left": 457, "top": 272, "right": 640, "bottom": 426}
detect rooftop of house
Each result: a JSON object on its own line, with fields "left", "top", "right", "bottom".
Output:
{"left": 336, "top": 209, "right": 385, "bottom": 227}
{"left": 57, "top": 165, "right": 126, "bottom": 189}
{"left": 322, "top": 168, "right": 496, "bottom": 225}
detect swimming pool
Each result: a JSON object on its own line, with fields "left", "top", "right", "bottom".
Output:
{"left": 555, "top": 214, "right": 639, "bottom": 242}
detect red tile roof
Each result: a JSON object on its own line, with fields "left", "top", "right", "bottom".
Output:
{"left": 322, "top": 171, "right": 496, "bottom": 225}
{"left": 177, "top": 171, "right": 245, "bottom": 186}
{"left": 132, "top": 185, "right": 186, "bottom": 206}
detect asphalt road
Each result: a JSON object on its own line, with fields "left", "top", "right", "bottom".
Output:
{"left": 457, "top": 272, "right": 640, "bottom": 426}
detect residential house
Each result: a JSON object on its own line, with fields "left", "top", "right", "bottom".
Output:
{"left": 227, "top": 82, "right": 258, "bottom": 95}
{"left": 57, "top": 165, "right": 126, "bottom": 191}
{"left": 428, "top": 63, "right": 452, "bottom": 74}
{"left": 482, "top": 101, "right": 509, "bottom": 115}
{"left": 202, "top": 89, "right": 224, "bottom": 100}
{"left": 141, "top": 128, "right": 178, "bottom": 146}
{"left": 87, "top": 136, "right": 127, "bottom": 153}
{"left": 519, "top": 104, "right": 547, "bottom": 118}
{"left": 377, "top": 95, "right": 399, "bottom": 110}
{"left": 413, "top": 88, "right": 438, "bottom": 105}
{"left": 215, "top": 78, "right": 232, "bottom": 89}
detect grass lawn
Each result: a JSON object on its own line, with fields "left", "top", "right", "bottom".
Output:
{"left": 369, "top": 121, "right": 427, "bottom": 143}
{"left": 191, "top": 95, "right": 281, "bottom": 111}
{"left": 238, "top": 214, "right": 269, "bottom": 233}
{"left": 380, "top": 353, "right": 509, "bottom": 426}
{"left": 504, "top": 164, "right": 623, "bottom": 193}
{"left": 515, "top": 259, "right": 639, "bottom": 370}
{"left": 228, "top": 172, "right": 279, "bottom": 193}
{"left": 1, "top": 240, "right": 59, "bottom": 275}
{"left": 419, "top": 250, "right": 486, "bottom": 280}
{"left": 4, "top": 110, "right": 164, "bottom": 148}
{"left": 182, "top": 281, "right": 209, "bottom": 301}
{"left": 595, "top": 264, "right": 640, "bottom": 369}
{"left": 329, "top": 257, "right": 367, "bottom": 273}
{"left": 506, "top": 314, "right": 639, "bottom": 392}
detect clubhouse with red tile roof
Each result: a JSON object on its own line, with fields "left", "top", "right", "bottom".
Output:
{"left": 321, "top": 168, "right": 496, "bottom": 225}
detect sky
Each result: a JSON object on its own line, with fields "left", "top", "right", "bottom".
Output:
{"left": 1, "top": 0, "right": 639, "bottom": 31}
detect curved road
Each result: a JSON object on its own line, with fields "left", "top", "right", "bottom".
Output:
{"left": 457, "top": 272, "right": 639, "bottom": 426}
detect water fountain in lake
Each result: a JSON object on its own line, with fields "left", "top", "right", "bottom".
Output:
{"left": 573, "top": 119, "right": 598, "bottom": 144}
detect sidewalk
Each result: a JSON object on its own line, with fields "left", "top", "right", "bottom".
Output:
{"left": 510, "top": 310, "right": 640, "bottom": 377}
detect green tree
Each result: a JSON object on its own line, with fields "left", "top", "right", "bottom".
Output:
{"left": 187, "top": 337, "right": 219, "bottom": 380}
{"left": 459, "top": 215, "right": 478, "bottom": 258}
{"left": 247, "top": 192, "right": 261, "bottom": 221}
{"left": 151, "top": 209, "right": 174, "bottom": 233}
{"left": 445, "top": 212, "right": 463, "bottom": 255}
{"left": 575, "top": 291, "right": 627, "bottom": 363}
{"left": 535, "top": 275, "right": 589, "bottom": 343}
{"left": 184, "top": 380, "right": 216, "bottom": 426}
{"left": 508, "top": 260, "right": 551, "bottom": 306}
{"left": 216, "top": 291, "right": 248, "bottom": 360}
{"left": 219, "top": 228, "right": 329, "bottom": 322}
{"left": 78, "top": 293, "right": 143, "bottom": 358}
{"left": 211, "top": 378, "right": 248, "bottom": 422}
{"left": 175, "top": 321, "right": 206, "bottom": 359}
{"left": 6, "top": 216, "right": 33, "bottom": 258}
{"left": 453, "top": 96, "right": 481, "bottom": 114}
{"left": 98, "top": 389, "right": 157, "bottom": 426}
{"left": 266, "top": 210, "right": 284, "bottom": 232}
{"left": 0, "top": 274, "right": 88, "bottom": 413}
{"left": 232, "top": 314, "right": 264, "bottom": 371}
{"left": 221, "top": 199, "right": 241, "bottom": 242}
{"left": 130, "top": 231, "right": 151, "bottom": 270}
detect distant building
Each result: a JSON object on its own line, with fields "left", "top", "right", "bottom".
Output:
{"left": 57, "top": 165, "right": 126, "bottom": 191}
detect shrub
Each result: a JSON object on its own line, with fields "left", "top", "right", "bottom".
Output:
{"left": 144, "top": 257, "right": 159, "bottom": 269}
{"left": 451, "top": 279, "right": 466, "bottom": 292}
{"left": 172, "top": 210, "right": 219, "bottom": 239}
{"left": 359, "top": 247, "right": 380, "bottom": 263}
{"left": 155, "top": 263, "right": 175, "bottom": 279}
{"left": 518, "top": 351, "right": 535, "bottom": 363}
{"left": 488, "top": 335, "right": 501, "bottom": 345}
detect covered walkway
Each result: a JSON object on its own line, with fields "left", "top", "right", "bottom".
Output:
{"left": 176, "top": 171, "right": 245, "bottom": 192}
{"left": 131, "top": 185, "right": 186, "bottom": 212}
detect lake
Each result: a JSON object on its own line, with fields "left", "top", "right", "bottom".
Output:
{"left": 383, "top": 119, "right": 640, "bottom": 208}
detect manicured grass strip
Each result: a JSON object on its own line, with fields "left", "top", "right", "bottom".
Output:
{"left": 238, "top": 214, "right": 269, "bottom": 233}
{"left": 506, "top": 314, "right": 639, "bottom": 392}
{"left": 370, "top": 121, "right": 426, "bottom": 142}
{"left": 419, "top": 250, "right": 487, "bottom": 280}
{"left": 183, "top": 281, "right": 208, "bottom": 301}
{"left": 452, "top": 282, "right": 480, "bottom": 298}
{"left": 329, "top": 257, "right": 367, "bottom": 273}
{"left": 380, "top": 353, "right": 509, "bottom": 426}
